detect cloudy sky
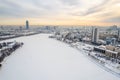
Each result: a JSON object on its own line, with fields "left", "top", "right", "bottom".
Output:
{"left": 0, "top": 0, "right": 120, "bottom": 26}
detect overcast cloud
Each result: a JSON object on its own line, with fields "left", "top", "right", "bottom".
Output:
{"left": 0, "top": 0, "right": 120, "bottom": 25}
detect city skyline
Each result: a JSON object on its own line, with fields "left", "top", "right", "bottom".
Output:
{"left": 0, "top": 0, "right": 120, "bottom": 26}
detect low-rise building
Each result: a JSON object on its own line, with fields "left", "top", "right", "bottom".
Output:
{"left": 94, "top": 45, "right": 120, "bottom": 59}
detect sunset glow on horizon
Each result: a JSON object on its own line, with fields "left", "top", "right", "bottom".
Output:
{"left": 0, "top": 0, "right": 120, "bottom": 26}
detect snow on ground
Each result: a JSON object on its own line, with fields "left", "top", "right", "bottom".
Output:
{"left": 0, "top": 34, "right": 119, "bottom": 80}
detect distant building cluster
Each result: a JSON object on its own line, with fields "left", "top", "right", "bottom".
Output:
{"left": 0, "top": 20, "right": 43, "bottom": 40}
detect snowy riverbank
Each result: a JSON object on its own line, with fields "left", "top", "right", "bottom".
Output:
{"left": 50, "top": 34, "right": 120, "bottom": 76}
{"left": 70, "top": 42, "right": 120, "bottom": 75}
{"left": 0, "top": 41, "right": 23, "bottom": 67}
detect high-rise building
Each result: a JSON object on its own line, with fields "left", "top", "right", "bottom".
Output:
{"left": 118, "top": 28, "right": 120, "bottom": 41}
{"left": 26, "top": 20, "right": 29, "bottom": 29}
{"left": 91, "top": 28, "right": 99, "bottom": 43}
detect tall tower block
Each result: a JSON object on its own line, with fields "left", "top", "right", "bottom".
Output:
{"left": 91, "top": 28, "right": 99, "bottom": 43}
{"left": 26, "top": 20, "right": 29, "bottom": 29}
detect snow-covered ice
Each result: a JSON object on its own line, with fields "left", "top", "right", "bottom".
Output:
{"left": 0, "top": 34, "right": 119, "bottom": 80}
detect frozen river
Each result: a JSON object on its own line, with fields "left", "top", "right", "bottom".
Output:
{"left": 0, "top": 34, "right": 119, "bottom": 80}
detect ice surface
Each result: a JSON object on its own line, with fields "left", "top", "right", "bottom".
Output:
{"left": 0, "top": 34, "right": 119, "bottom": 80}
